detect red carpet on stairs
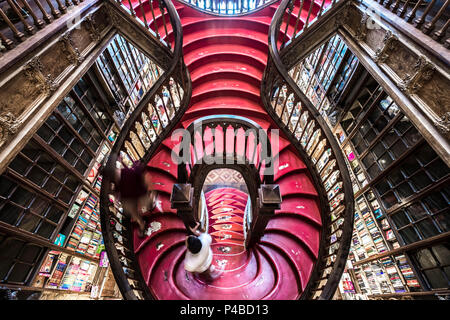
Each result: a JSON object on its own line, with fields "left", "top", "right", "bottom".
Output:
{"left": 123, "top": 0, "right": 329, "bottom": 299}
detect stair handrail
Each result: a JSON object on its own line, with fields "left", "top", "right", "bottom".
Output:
{"left": 262, "top": 0, "right": 354, "bottom": 299}
{"left": 100, "top": 0, "right": 191, "bottom": 300}
{"left": 175, "top": 0, "right": 280, "bottom": 16}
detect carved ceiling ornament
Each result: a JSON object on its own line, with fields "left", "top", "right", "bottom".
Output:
{"left": 25, "top": 57, "right": 60, "bottom": 95}
{"left": 399, "top": 56, "right": 436, "bottom": 95}
{"left": 434, "top": 112, "right": 450, "bottom": 134}
{"left": 24, "top": 57, "right": 51, "bottom": 96}
{"left": 60, "top": 33, "right": 84, "bottom": 66}
{"left": 374, "top": 30, "right": 398, "bottom": 64}
{"left": 0, "top": 112, "right": 20, "bottom": 148}
{"left": 85, "top": 14, "right": 101, "bottom": 42}
{"left": 355, "top": 13, "right": 369, "bottom": 41}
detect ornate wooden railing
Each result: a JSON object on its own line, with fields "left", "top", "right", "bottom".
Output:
{"left": 262, "top": 0, "right": 354, "bottom": 299}
{"left": 176, "top": 0, "right": 279, "bottom": 15}
{"left": 361, "top": 0, "right": 449, "bottom": 47}
{"left": 275, "top": 0, "right": 341, "bottom": 50}
{"left": 171, "top": 115, "right": 281, "bottom": 249}
{"left": 99, "top": 0, "right": 191, "bottom": 300}
{"left": 0, "top": 0, "right": 95, "bottom": 52}
{"left": 113, "top": 0, "right": 177, "bottom": 50}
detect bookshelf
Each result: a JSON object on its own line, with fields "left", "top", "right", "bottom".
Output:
{"left": 334, "top": 120, "right": 421, "bottom": 297}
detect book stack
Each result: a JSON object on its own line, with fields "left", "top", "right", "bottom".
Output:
{"left": 61, "top": 258, "right": 81, "bottom": 290}
{"left": 47, "top": 255, "right": 68, "bottom": 288}
{"left": 396, "top": 255, "right": 420, "bottom": 288}
{"left": 87, "top": 230, "right": 102, "bottom": 257}
{"left": 66, "top": 224, "right": 83, "bottom": 251}
{"left": 94, "top": 176, "right": 102, "bottom": 193}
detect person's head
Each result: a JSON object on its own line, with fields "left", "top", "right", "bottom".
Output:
{"left": 186, "top": 235, "right": 202, "bottom": 254}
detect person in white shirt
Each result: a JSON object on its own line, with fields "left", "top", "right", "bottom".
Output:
{"left": 184, "top": 222, "right": 223, "bottom": 280}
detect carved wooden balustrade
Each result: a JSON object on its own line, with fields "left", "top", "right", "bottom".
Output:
{"left": 99, "top": 0, "right": 191, "bottom": 300}
{"left": 0, "top": 0, "right": 93, "bottom": 52}
{"left": 262, "top": 0, "right": 354, "bottom": 299}
{"left": 361, "top": 0, "right": 449, "bottom": 47}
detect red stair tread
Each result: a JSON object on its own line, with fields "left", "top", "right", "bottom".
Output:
{"left": 277, "top": 171, "right": 319, "bottom": 197}
{"left": 210, "top": 214, "right": 244, "bottom": 223}
{"left": 147, "top": 148, "right": 178, "bottom": 179}
{"left": 210, "top": 222, "right": 244, "bottom": 233}
{"left": 148, "top": 242, "right": 190, "bottom": 299}
{"left": 189, "top": 56, "right": 264, "bottom": 80}
{"left": 274, "top": 148, "right": 307, "bottom": 181}
{"left": 145, "top": 168, "right": 176, "bottom": 194}
{"left": 276, "top": 196, "right": 321, "bottom": 226}
{"left": 183, "top": 42, "right": 268, "bottom": 67}
{"left": 134, "top": 213, "right": 185, "bottom": 253}
{"left": 261, "top": 232, "right": 315, "bottom": 290}
{"left": 137, "top": 230, "right": 186, "bottom": 285}
{"left": 266, "top": 215, "right": 320, "bottom": 258}
{"left": 257, "top": 244, "right": 301, "bottom": 300}
{"left": 192, "top": 76, "right": 260, "bottom": 99}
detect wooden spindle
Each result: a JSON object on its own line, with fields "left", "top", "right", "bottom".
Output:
{"left": 292, "top": 0, "right": 305, "bottom": 40}
{"left": 405, "top": 0, "right": 423, "bottom": 22}
{"left": 17, "top": 0, "right": 44, "bottom": 29}
{"left": 32, "top": 0, "right": 53, "bottom": 23}
{"left": 137, "top": 0, "right": 150, "bottom": 30}
{"left": 423, "top": 0, "right": 449, "bottom": 35}
{"left": 54, "top": 0, "right": 67, "bottom": 14}
{"left": 0, "top": 7, "right": 25, "bottom": 41}
{"left": 0, "top": 29, "right": 14, "bottom": 49}
{"left": 389, "top": 0, "right": 403, "bottom": 13}
{"left": 280, "top": 1, "right": 293, "bottom": 49}
{"left": 42, "top": 0, "right": 61, "bottom": 18}
{"left": 396, "top": 0, "right": 411, "bottom": 17}
{"left": 159, "top": 1, "right": 171, "bottom": 49}
{"left": 414, "top": 0, "right": 436, "bottom": 28}
{"left": 432, "top": 18, "right": 449, "bottom": 43}
{"left": 318, "top": 0, "right": 326, "bottom": 18}
{"left": 304, "top": 0, "right": 315, "bottom": 30}
{"left": 149, "top": 0, "right": 160, "bottom": 39}
{"left": 126, "top": 0, "right": 136, "bottom": 17}
{"left": 6, "top": 0, "right": 34, "bottom": 34}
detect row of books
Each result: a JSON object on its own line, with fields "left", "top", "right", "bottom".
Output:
{"left": 66, "top": 192, "right": 102, "bottom": 258}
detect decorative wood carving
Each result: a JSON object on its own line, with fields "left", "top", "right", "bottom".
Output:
{"left": 0, "top": 112, "right": 20, "bottom": 148}
{"left": 355, "top": 13, "right": 369, "bottom": 41}
{"left": 85, "top": 14, "right": 102, "bottom": 42}
{"left": 60, "top": 33, "right": 83, "bottom": 66}
{"left": 435, "top": 112, "right": 450, "bottom": 134}
{"left": 399, "top": 56, "right": 436, "bottom": 95}
{"left": 373, "top": 31, "right": 398, "bottom": 64}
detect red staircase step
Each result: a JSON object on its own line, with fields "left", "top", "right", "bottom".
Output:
{"left": 134, "top": 213, "right": 185, "bottom": 253}
{"left": 266, "top": 214, "right": 320, "bottom": 258}
{"left": 147, "top": 147, "right": 178, "bottom": 179}
{"left": 257, "top": 244, "right": 301, "bottom": 300}
{"left": 276, "top": 196, "right": 322, "bottom": 227}
{"left": 276, "top": 171, "right": 319, "bottom": 197}
{"left": 274, "top": 148, "right": 307, "bottom": 182}
{"left": 261, "top": 231, "right": 316, "bottom": 290}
